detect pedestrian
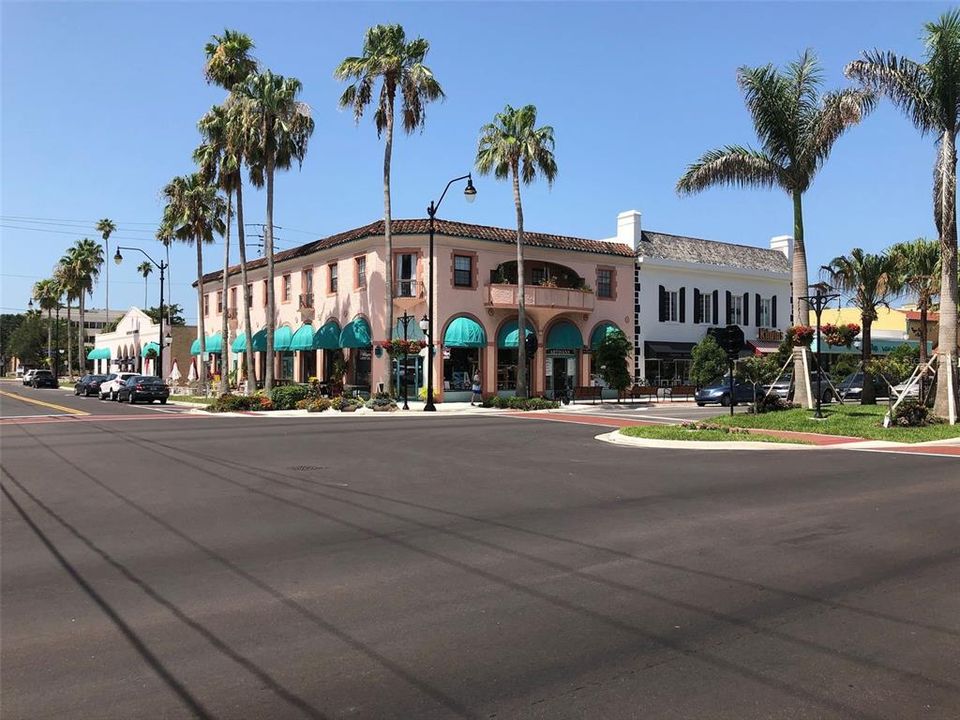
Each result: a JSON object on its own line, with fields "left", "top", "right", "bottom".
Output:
{"left": 470, "top": 370, "right": 482, "bottom": 406}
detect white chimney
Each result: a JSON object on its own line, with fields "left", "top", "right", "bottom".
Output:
{"left": 616, "top": 210, "right": 642, "bottom": 251}
{"left": 770, "top": 235, "right": 793, "bottom": 260}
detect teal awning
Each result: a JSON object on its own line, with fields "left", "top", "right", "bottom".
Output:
{"left": 395, "top": 317, "right": 426, "bottom": 342}
{"left": 87, "top": 347, "right": 110, "bottom": 360}
{"left": 231, "top": 332, "right": 247, "bottom": 352}
{"left": 290, "top": 324, "right": 315, "bottom": 351}
{"left": 314, "top": 321, "right": 341, "bottom": 350}
{"left": 339, "top": 317, "right": 372, "bottom": 348}
{"left": 444, "top": 317, "right": 487, "bottom": 348}
{"left": 497, "top": 320, "right": 535, "bottom": 349}
{"left": 141, "top": 342, "right": 160, "bottom": 358}
{"left": 590, "top": 322, "right": 621, "bottom": 349}
{"left": 810, "top": 337, "right": 934, "bottom": 355}
{"left": 546, "top": 321, "right": 583, "bottom": 350}
{"left": 191, "top": 333, "right": 222, "bottom": 355}
{"left": 251, "top": 329, "right": 268, "bottom": 352}
{"left": 273, "top": 325, "right": 293, "bottom": 351}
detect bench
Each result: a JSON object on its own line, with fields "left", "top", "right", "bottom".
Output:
{"left": 572, "top": 386, "right": 603, "bottom": 404}
{"left": 666, "top": 384, "right": 697, "bottom": 401}
{"left": 621, "top": 385, "right": 658, "bottom": 402}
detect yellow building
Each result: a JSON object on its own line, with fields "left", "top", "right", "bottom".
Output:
{"left": 808, "top": 306, "right": 908, "bottom": 333}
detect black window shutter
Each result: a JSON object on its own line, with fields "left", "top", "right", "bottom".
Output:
{"left": 658, "top": 285, "right": 666, "bottom": 322}
{"left": 743, "top": 292, "right": 750, "bottom": 326}
{"left": 693, "top": 289, "right": 701, "bottom": 324}
{"left": 713, "top": 290, "right": 719, "bottom": 325}
{"left": 772, "top": 296, "right": 778, "bottom": 327}
{"left": 679, "top": 287, "right": 686, "bottom": 323}
{"left": 755, "top": 293, "right": 761, "bottom": 327}
{"left": 725, "top": 291, "right": 732, "bottom": 324}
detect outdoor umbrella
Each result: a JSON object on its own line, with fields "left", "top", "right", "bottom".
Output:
{"left": 168, "top": 359, "right": 182, "bottom": 384}
{"left": 187, "top": 360, "right": 197, "bottom": 383}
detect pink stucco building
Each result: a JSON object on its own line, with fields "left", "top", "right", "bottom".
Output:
{"left": 197, "top": 218, "right": 635, "bottom": 401}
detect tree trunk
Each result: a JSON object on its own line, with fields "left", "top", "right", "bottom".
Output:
{"left": 105, "top": 236, "right": 110, "bottom": 323}
{"left": 46, "top": 308, "right": 52, "bottom": 367}
{"left": 143, "top": 276, "right": 148, "bottom": 308}
{"left": 65, "top": 303, "right": 73, "bottom": 378}
{"left": 78, "top": 293, "right": 85, "bottom": 376}
{"left": 512, "top": 164, "right": 528, "bottom": 398}
{"left": 220, "top": 191, "right": 232, "bottom": 395}
{"left": 196, "top": 237, "right": 207, "bottom": 390}
{"left": 919, "top": 303, "right": 929, "bottom": 366}
{"left": 933, "top": 129, "right": 958, "bottom": 422}
{"left": 264, "top": 149, "right": 276, "bottom": 392}
{"left": 382, "top": 90, "right": 395, "bottom": 396}
{"left": 236, "top": 178, "right": 256, "bottom": 394}
{"left": 861, "top": 316, "right": 875, "bottom": 405}
{"left": 791, "top": 190, "right": 812, "bottom": 409}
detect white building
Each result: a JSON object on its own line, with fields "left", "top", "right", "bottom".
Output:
{"left": 87, "top": 307, "right": 196, "bottom": 380}
{"left": 608, "top": 211, "right": 792, "bottom": 384}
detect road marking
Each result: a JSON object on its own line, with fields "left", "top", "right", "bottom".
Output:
{"left": 0, "top": 390, "right": 88, "bottom": 416}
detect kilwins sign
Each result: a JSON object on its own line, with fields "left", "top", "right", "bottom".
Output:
{"left": 758, "top": 327, "right": 784, "bottom": 342}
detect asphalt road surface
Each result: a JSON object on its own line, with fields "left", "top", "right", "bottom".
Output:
{"left": 2, "top": 387, "right": 958, "bottom": 719}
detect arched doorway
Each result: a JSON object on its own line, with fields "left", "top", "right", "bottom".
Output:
{"left": 544, "top": 320, "right": 583, "bottom": 399}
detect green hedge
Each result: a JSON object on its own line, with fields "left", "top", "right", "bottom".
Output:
{"left": 206, "top": 393, "right": 274, "bottom": 413}
{"left": 269, "top": 384, "right": 312, "bottom": 410}
{"left": 481, "top": 396, "right": 559, "bottom": 411}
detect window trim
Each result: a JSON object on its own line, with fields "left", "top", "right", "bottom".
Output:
{"left": 281, "top": 274, "right": 292, "bottom": 304}
{"left": 354, "top": 254, "right": 367, "bottom": 291}
{"left": 328, "top": 262, "right": 339, "bottom": 295}
{"left": 596, "top": 265, "right": 616, "bottom": 300}
{"left": 450, "top": 250, "right": 478, "bottom": 289}
{"left": 204, "top": 294, "right": 210, "bottom": 316}
{"left": 216, "top": 290, "right": 223, "bottom": 314}
{"left": 393, "top": 248, "right": 422, "bottom": 298}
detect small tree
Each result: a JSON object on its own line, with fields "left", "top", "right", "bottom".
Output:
{"left": 593, "top": 329, "right": 632, "bottom": 395}
{"left": 690, "top": 335, "right": 728, "bottom": 388}
{"left": 737, "top": 356, "right": 777, "bottom": 412}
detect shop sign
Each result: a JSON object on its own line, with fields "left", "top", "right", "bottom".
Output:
{"left": 758, "top": 327, "right": 783, "bottom": 342}
{"left": 546, "top": 348, "right": 576, "bottom": 357}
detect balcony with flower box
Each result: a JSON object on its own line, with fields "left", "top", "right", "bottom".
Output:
{"left": 485, "top": 283, "right": 595, "bottom": 311}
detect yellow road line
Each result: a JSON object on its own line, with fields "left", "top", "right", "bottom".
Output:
{"left": 0, "top": 390, "right": 88, "bottom": 416}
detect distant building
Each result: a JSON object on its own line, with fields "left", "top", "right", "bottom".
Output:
{"left": 88, "top": 307, "right": 195, "bottom": 380}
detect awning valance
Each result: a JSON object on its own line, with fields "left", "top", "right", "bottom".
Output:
{"left": 443, "top": 317, "right": 486, "bottom": 348}
{"left": 590, "top": 322, "right": 621, "bottom": 349}
{"left": 314, "top": 321, "right": 341, "bottom": 350}
{"left": 191, "top": 333, "right": 222, "bottom": 355}
{"left": 141, "top": 342, "right": 160, "bottom": 358}
{"left": 273, "top": 325, "right": 293, "bottom": 351}
{"left": 497, "top": 320, "right": 535, "bottom": 349}
{"left": 290, "top": 324, "right": 315, "bottom": 351}
{"left": 339, "top": 317, "right": 372, "bottom": 348}
{"left": 748, "top": 340, "right": 781, "bottom": 355}
{"left": 546, "top": 321, "right": 583, "bottom": 350}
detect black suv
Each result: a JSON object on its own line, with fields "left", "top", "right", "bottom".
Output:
{"left": 31, "top": 370, "right": 59, "bottom": 389}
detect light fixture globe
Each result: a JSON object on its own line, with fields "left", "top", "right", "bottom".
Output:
{"left": 114, "top": 249, "right": 123, "bottom": 265}
{"left": 164, "top": 331, "right": 173, "bottom": 347}
{"left": 419, "top": 314, "right": 429, "bottom": 334}
{"left": 463, "top": 176, "right": 477, "bottom": 204}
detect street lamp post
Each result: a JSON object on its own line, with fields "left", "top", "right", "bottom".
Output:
{"left": 398, "top": 311, "right": 413, "bottom": 410}
{"left": 800, "top": 282, "right": 840, "bottom": 419}
{"left": 115, "top": 247, "right": 168, "bottom": 379}
{"left": 423, "top": 174, "right": 477, "bottom": 412}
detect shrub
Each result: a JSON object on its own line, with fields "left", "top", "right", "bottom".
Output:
{"left": 206, "top": 393, "right": 272, "bottom": 413}
{"left": 481, "top": 396, "right": 559, "bottom": 411}
{"left": 269, "top": 384, "right": 312, "bottom": 410}
{"left": 331, "top": 395, "right": 363, "bottom": 412}
{"left": 306, "top": 398, "right": 332, "bottom": 413}
{"left": 365, "top": 392, "right": 398, "bottom": 412}
{"left": 682, "top": 421, "right": 751, "bottom": 435}
{"left": 690, "top": 335, "right": 728, "bottom": 387}
{"left": 890, "top": 399, "right": 941, "bottom": 427}
{"left": 747, "top": 394, "right": 795, "bottom": 414}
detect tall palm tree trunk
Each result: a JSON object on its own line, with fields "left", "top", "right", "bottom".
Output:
{"left": 143, "top": 276, "right": 148, "bottom": 308}
{"left": 512, "top": 164, "right": 527, "bottom": 398}
{"left": 861, "top": 316, "right": 875, "bottom": 405}
{"left": 78, "top": 294, "right": 85, "bottom": 375}
{"left": 105, "top": 237, "right": 109, "bottom": 321}
{"left": 65, "top": 303, "right": 73, "bottom": 378}
{"left": 919, "top": 303, "right": 929, "bottom": 367}
{"left": 236, "top": 180, "right": 256, "bottom": 393}
{"left": 220, "top": 192, "right": 232, "bottom": 394}
{"left": 934, "top": 130, "right": 959, "bottom": 421}
{"left": 264, "top": 153, "right": 276, "bottom": 391}
{"left": 383, "top": 94, "right": 395, "bottom": 395}
{"left": 46, "top": 309, "right": 52, "bottom": 366}
{"left": 791, "top": 191, "right": 813, "bottom": 408}
{"left": 196, "top": 238, "right": 207, "bottom": 390}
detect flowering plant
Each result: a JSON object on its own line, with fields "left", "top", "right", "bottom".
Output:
{"left": 787, "top": 325, "right": 815, "bottom": 347}
{"left": 821, "top": 323, "right": 860, "bottom": 348}
{"left": 378, "top": 339, "right": 425, "bottom": 355}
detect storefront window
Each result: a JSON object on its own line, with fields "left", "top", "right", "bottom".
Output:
{"left": 444, "top": 347, "right": 479, "bottom": 392}
{"left": 352, "top": 348, "right": 371, "bottom": 387}
{"left": 280, "top": 352, "right": 294, "bottom": 380}
{"left": 497, "top": 348, "right": 518, "bottom": 390}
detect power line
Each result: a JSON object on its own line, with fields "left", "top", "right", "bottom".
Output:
{"left": 0, "top": 214, "right": 158, "bottom": 226}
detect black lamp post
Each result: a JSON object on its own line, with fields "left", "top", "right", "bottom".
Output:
{"left": 115, "top": 246, "right": 168, "bottom": 379}
{"left": 398, "top": 311, "right": 414, "bottom": 410}
{"left": 423, "top": 174, "right": 477, "bottom": 412}
{"left": 800, "top": 282, "right": 840, "bottom": 419}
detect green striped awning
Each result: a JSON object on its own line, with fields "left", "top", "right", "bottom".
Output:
{"left": 443, "top": 317, "right": 486, "bottom": 348}
{"left": 339, "top": 317, "right": 372, "bottom": 348}
{"left": 273, "top": 326, "right": 293, "bottom": 351}
{"left": 546, "top": 321, "right": 583, "bottom": 350}
{"left": 190, "top": 333, "right": 222, "bottom": 355}
{"left": 314, "top": 321, "right": 341, "bottom": 350}
{"left": 497, "top": 320, "right": 534, "bottom": 349}
{"left": 290, "top": 324, "right": 315, "bottom": 351}
{"left": 590, "top": 322, "right": 621, "bottom": 349}
{"left": 141, "top": 342, "right": 160, "bottom": 358}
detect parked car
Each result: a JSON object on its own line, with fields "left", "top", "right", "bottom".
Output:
{"left": 22, "top": 369, "right": 37, "bottom": 386}
{"left": 837, "top": 371, "right": 890, "bottom": 401}
{"left": 30, "top": 370, "right": 59, "bottom": 389}
{"left": 99, "top": 372, "right": 138, "bottom": 400}
{"left": 74, "top": 374, "right": 109, "bottom": 396}
{"left": 116, "top": 375, "right": 169, "bottom": 404}
{"left": 763, "top": 371, "right": 834, "bottom": 403}
{"left": 695, "top": 377, "right": 757, "bottom": 406}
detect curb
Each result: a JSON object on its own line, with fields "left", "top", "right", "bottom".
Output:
{"left": 596, "top": 429, "right": 812, "bottom": 451}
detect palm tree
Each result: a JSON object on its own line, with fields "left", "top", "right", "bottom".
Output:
{"left": 95, "top": 219, "right": 117, "bottom": 321}
{"left": 236, "top": 70, "right": 313, "bottom": 391}
{"left": 476, "top": 104, "right": 558, "bottom": 398}
{"left": 62, "top": 238, "right": 104, "bottom": 374}
{"left": 890, "top": 238, "right": 941, "bottom": 369}
{"left": 335, "top": 24, "right": 444, "bottom": 395}
{"left": 846, "top": 11, "right": 960, "bottom": 422}
{"left": 205, "top": 29, "right": 258, "bottom": 393}
{"left": 677, "top": 51, "right": 874, "bottom": 407}
{"left": 822, "top": 249, "right": 901, "bottom": 404}
{"left": 156, "top": 220, "right": 175, "bottom": 344}
{"left": 161, "top": 173, "right": 227, "bottom": 387}
{"left": 137, "top": 261, "right": 153, "bottom": 307}
{"left": 54, "top": 261, "right": 78, "bottom": 377}
{"left": 31, "top": 278, "right": 61, "bottom": 365}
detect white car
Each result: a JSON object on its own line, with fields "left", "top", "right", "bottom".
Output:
{"left": 22, "top": 369, "right": 37, "bottom": 386}
{"left": 99, "top": 372, "right": 139, "bottom": 400}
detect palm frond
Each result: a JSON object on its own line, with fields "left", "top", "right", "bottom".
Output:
{"left": 676, "top": 145, "right": 784, "bottom": 195}
{"left": 846, "top": 50, "right": 936, "bottom": 132}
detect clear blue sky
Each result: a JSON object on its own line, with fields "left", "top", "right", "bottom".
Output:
{"left": 1, "top": 1, "right": 952, "bottom": 322}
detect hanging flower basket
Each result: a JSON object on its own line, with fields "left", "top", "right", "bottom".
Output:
{"left": 787, "top": 325, "right": 815, "bottom": 347}
{"left": 821, "top": 323, "right": 860, "bottom": 348}
{"left": 377, "top": 339, "right": 425, "bottom": 356}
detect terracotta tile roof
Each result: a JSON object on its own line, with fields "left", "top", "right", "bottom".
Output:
{"left": 200, "top": 218, "right": 634, "bottom": 284}
{"left": 638, "top": 230, "right": 790, "bottom": 273}
{"left": 903, "top": 310, "right": 939, "bottom": 321}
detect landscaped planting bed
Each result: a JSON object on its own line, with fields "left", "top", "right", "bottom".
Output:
{"left": 620, "top": 424, "right": 804, "bottom": 444}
